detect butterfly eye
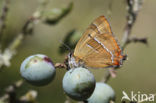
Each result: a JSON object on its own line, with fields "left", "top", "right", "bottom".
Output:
{"left": 88, "top": 34, "right": 93, "bottom": 38}
{"left": 68, "top": 52, "right": 72, "bottom": 58}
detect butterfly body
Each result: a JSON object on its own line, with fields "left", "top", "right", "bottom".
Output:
{"left": 68, "top": 16, "right": 124, "bottom": 69}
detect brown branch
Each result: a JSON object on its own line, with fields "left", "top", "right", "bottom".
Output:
{"left": 121, "top": 0, "right": 144, "bottom": 49}
{"left": 0, "top": 1, "right": 73, "bottom": 69}
{"left": 55, "top": 63, "right": 67, "bottom": 69}
{"left": 101, "top": 69, "right": 111, "bottom": 83}
{"left": 127, "top": 37, "right": 148, "bottom": 45}
{"left": 101, "top": 68, "right": 117, "bottom": 83}
{"left": 102, "top": 0, "right": 145, "bottom": 83}
{"left": 0, "top": 0, "right": 51, "bottom": 69}
{"left": 55, "top": 56, "right": 68, "bottom": 70}
{"left": 0, "top": 0, "right": 45, "bottom": 69}
{"left": 0, "top": 16, "right": 38, "bottom": 69}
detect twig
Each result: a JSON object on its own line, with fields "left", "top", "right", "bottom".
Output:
{"left": 0, "top": 1, "right": 73, "bottom": 69}
{"left": 0, "top": 0, "right": 50, "bottom": 69}
{"left": 55, "top": 63, "right": 67, "bottom": 69}
{"left": 0, "top": 0, "right": 9, "bottom": 39}
{"left": 121, "top": 0, "right": 145, "bottom": 49}
{"left": 0, "top": 16, "right": 38, "bottom": 69}
{"left": 55, "top": 56, "right": 69, "bottom": 70}
{"left": 101, "top": 68, "right": 117, "bottom": 83}
{"left": 126, "top": 37, "right": 148, "bottom": 45}
{"left": 102, "top": 0, "right": 145, "bottom": 83}
{"left": 101, "top": 69, "right": 111, "bottom": 83}
{"left": 0, "top": 0, "right": 47, "bottom": 69}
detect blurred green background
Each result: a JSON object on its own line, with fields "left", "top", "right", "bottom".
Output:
{"left": 0, "top": 0, "right": 156, "bottom": 103}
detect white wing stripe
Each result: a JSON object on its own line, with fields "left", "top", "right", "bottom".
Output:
{"left": 93, "top": 37, "right": 114, "bottom": 63}
{"left": 86, "top": 44, "right": 99, "bottom": 53}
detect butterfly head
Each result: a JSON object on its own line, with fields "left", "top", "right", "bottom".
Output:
{"left": 67, "top": 53, "right": 85, "bottom": 69}
{"left": 67, "top": 53, "right": 79, "bottom": 69}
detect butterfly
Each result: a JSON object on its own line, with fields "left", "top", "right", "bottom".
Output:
{"left": 68, "top": 16, "right": 124, "bottom": 69}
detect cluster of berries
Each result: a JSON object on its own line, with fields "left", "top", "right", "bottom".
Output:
{"left": 20, "top": 54, "right": 115, "bottom": 103}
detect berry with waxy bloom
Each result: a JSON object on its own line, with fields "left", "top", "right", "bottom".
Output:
{"left": 62, "top": 67, "right": 96, "bottom": 101}
{"left": 20, "top": 54, "right": 56, "bottom": 86}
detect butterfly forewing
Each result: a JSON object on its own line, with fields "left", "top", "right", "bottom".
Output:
{"left": 74, "top": 16, "right": 111, "bottom": 57}
{"left": 73, "top": 16, "right": 123, "bottom": 68}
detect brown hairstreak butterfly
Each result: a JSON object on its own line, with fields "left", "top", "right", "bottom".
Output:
{"left": 68, "top": 16, "right": 125, "bottom": 69}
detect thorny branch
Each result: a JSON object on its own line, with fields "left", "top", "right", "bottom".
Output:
{"left": 121, "top": 0, "right": 147, "bottom": 49}
{"left": 0, "top": 0, "right": 41, "bottom": 69}
{"left": 101, "top": 0, "right": 147, "bottom": 84}
{"left": 0, "top": 0, "right": 72, "bottom": 69}
{"left": 126, "top": 37, "right": 147, "bottom": 45}
{"left": 0, "top": 13, "right": 39, "bottom": 69}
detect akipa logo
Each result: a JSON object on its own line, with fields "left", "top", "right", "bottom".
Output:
{"left": 121, "top": 91, "right": 155, "bottom": 103}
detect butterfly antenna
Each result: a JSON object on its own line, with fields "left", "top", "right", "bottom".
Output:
{"left": 59, "top": 40, "right": 72, "bottom": 53}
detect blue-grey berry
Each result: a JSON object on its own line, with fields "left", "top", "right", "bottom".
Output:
{"left": 63, "top": 67, "right": 95, "bottom": 101}
{"left": 87, "top": 82, "right": 115, "bottom": 103}
{"left": 20, "top": 54, "right": 56, "bottom": 86}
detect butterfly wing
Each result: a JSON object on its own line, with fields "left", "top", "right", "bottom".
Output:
{"left": 74, "top": 16, "right": 112, "bottom": 57}
{"left": 73, "top": 16, "right": 123, "bottom": 68}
